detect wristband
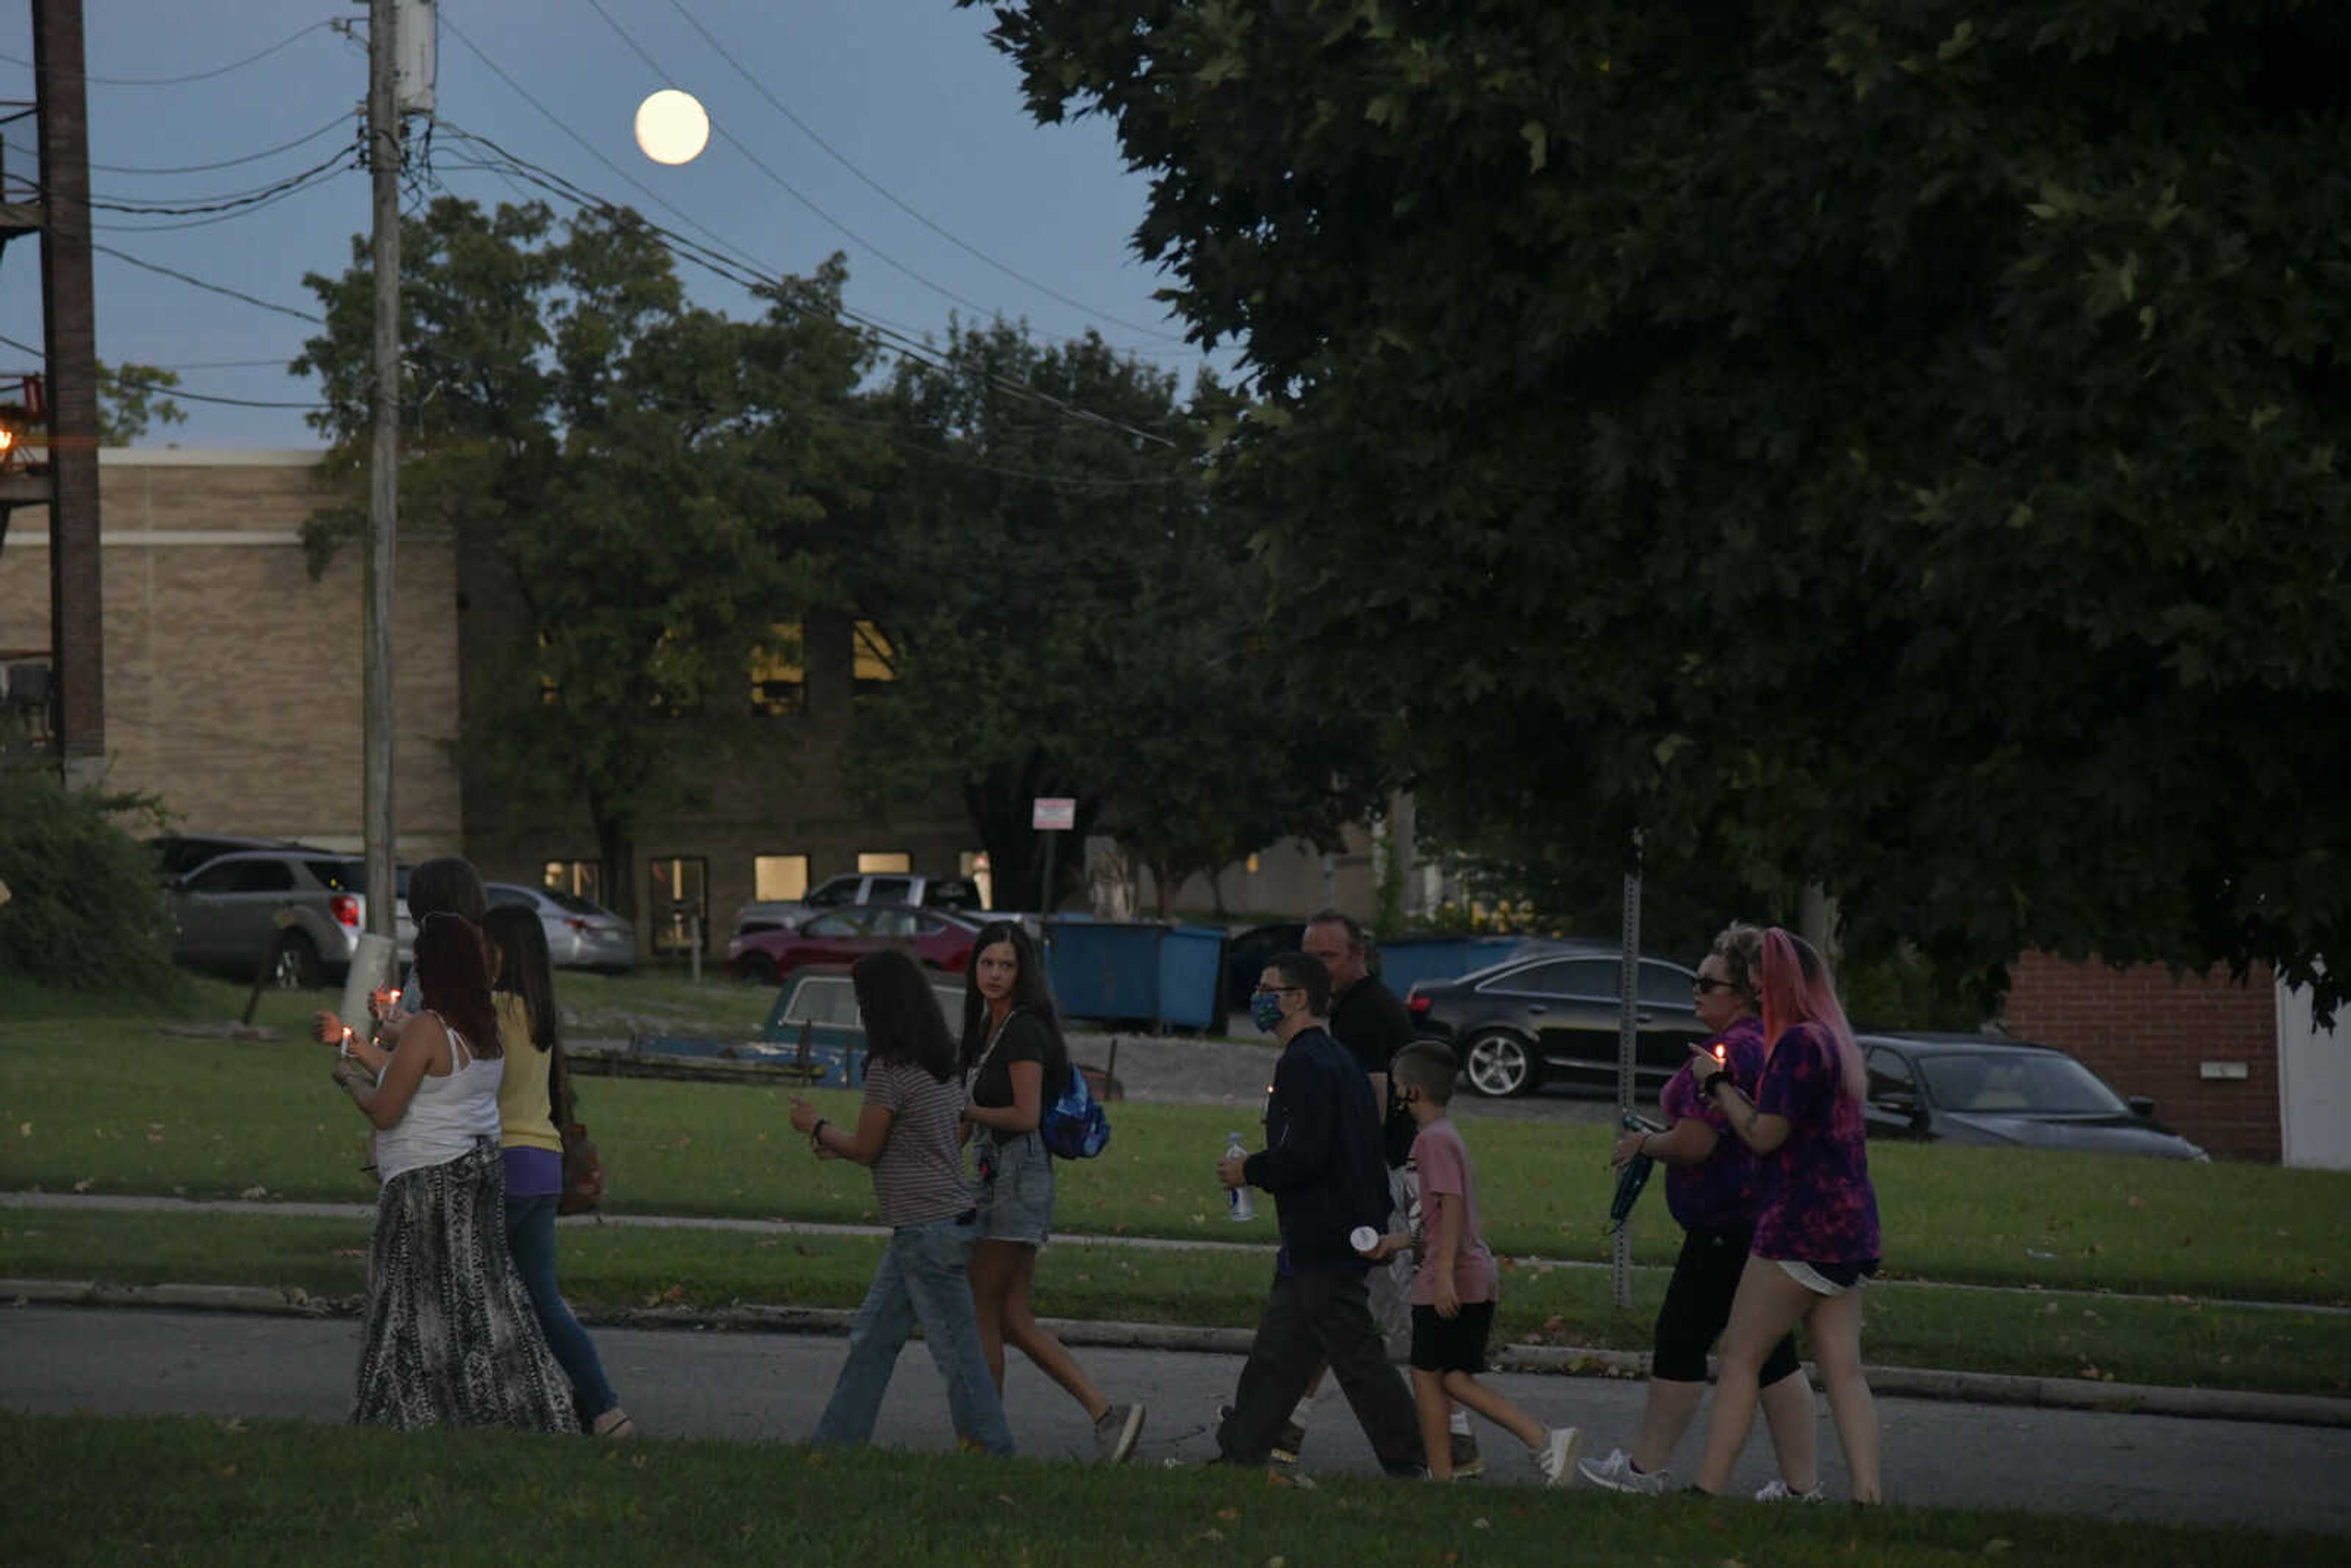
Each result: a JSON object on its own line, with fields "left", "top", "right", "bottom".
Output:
{"left": 1702, "top": 1070, "right": 1731, "bottom": 1098}
{"left": 812, "top": 1117, "right": 830, "bottom": 1142}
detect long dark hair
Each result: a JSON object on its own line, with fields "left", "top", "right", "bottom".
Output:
{"left": 483, "top": 904, "right": 560, "bottom": 1055}
{"left": 959, "top": 921, "right": 1069, "bottom": 1089}
{"left": 407, "top": 856, "right": 486, "bottom": 925}
{"left": 854, "top": 948, "right": 959, "bottom": 1082}
{"left": 412, "top": 911, "right": 500, "bottom": 1060}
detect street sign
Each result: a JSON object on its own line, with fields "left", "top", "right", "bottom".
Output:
{"left": 1032, "top": 797, "right": 1076, "bottom": 831}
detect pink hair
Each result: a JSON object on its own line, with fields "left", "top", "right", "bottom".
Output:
{"left": 1758, "top": 927, "right": 1864, "bottom": 1103}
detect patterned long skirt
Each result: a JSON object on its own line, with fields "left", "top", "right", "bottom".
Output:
{"left": 353, "top": 1138, "right": 578, "bottom": 1432}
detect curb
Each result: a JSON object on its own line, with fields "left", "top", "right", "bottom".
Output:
{"left": 9, "top": 1277, "right": 2348, "bottom": 1430}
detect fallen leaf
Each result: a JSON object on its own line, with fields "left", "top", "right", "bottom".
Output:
{"left": 17, "top": 1122, "right": 29, "bottom": 1137}
{"left": 1198, "top": 1529, "right": 1225, "bottom": 1543}
{"left": 209, "top": 1464, "right": 236, "bottom": 1478}
{"left": 239, "top": 1185, "right": 269, "bottom": 1201}
{"left": 331, "top": 1248, "right": 365, "bottom": 1259}
{"left": 2126, "top": 1195, "right": 2144, "bottom": 1209}
{"left": 1216, "top": 1508, "right": 1239, "bottom": 1523}
{"left": 72, "top": 1178, "right": 92, "bottom": 1193}
{"left": 1472, "top": 1517, "right": 1491, "bottom": 1529}
{"left": 2077, "top": 1365, "right": 2101, "bottom": 1379}
{"left": 1984, "top": 1539, "right": 2014, "bottom": 1555}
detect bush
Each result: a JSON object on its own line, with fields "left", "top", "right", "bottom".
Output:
{"left": 0, "top": 767, "right": 187, "bottom": 1000}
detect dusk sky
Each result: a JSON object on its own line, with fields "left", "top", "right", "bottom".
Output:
{"left": 0, "top": 1, "right": 1221, "bottom": 446}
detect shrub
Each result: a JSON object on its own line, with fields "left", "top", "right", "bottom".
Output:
{"left": 0, "top": 767, "right": 187, "bottom": 1000}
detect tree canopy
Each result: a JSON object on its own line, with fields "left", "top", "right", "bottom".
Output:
{"left": 972, "top": 0, "right": 2351, "bottom": 1008}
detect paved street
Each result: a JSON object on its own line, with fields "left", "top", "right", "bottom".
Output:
{"left": 7, "top": 1304, "right": 2347, "bottom": 1535}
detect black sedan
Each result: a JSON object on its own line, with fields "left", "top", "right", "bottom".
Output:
{"left": 1404, "top": 945, "right": 1708, "bottom": 1097}
{"left": 1859, "top": 1032, "right": 2208, "bottom": 1161}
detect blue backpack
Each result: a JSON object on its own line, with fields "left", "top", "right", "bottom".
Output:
{"left": 1040, "top": 1065, "right": 1111, "bottom": 1160}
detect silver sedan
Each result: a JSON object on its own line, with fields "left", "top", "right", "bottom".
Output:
{"left": 485, "top": 882, "right": 637, "bottom": 970}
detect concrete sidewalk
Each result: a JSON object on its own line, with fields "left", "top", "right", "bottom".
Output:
{"left": 9, "top": 1190, "right": 2350, "bottom": 1432}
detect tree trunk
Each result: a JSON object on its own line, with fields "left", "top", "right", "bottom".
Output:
{"left": 964, "top": 748, "right": 1097, "bottom": 913}
{"left": 596, "top": 813, "right": 637, "bottom": 947}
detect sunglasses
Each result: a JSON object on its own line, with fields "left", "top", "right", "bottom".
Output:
{"left": 1690, "top": 977, "right": 1736, "bottom": 994}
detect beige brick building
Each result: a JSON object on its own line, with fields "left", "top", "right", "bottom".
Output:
{"left": 0, "top": 450, "right": 462, "bottom": 856}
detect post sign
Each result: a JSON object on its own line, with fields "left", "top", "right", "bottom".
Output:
{"left": 1032, "top": 797, "right": 1076, "bottom": 831}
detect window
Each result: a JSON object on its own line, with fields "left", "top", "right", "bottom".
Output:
{"left": 1866, "top": 1048, "right": 1918, "bottom": 1107}
{"left": 852, "top": 620, "right": 896, "bottom": 684}
{"left": 959, "top": 850, "right": 992, "bottom": 910}
{"left": 857, "top": 852, "right": 911, "bottom": 874}
{"left": 1637, "top": 961, "right": 1697, "bottom": 1008}
{"left": 1491, "top": 958, "right": 1618, "bottom": 999}
{"left": 749, "top": 622, "right": 805, "bottom": 716}
{"left": 544, "top": 860, "right": 602, "bottom": 904}
{"left": 801, "top": 911, "right": 866, "bottom": 938}
{"left": 646, "top": 855, "right": 710, "bottom": 954}
{"left": 754, "top": 854, "right": 810, "bottom": 902}
{"left": 190, "top": 858, "right": 294, "bottom": 895}
{"left": 866, "top": 876, "right": 913, "bottom": 906}
{"left": 781, "top": 974, "right": 863, "bottom": 1028}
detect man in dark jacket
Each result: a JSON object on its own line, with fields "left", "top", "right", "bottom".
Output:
{"left": 1213, "top": 952, "right": 1423, "bottom": 1474}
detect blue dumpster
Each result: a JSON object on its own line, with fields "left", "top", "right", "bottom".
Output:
{"left": 1044, "top": 919, "right": 1228, "bottom": 1032}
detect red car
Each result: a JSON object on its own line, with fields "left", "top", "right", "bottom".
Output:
{"left": 726, "top": 904, "right": 980, "bottom": 986}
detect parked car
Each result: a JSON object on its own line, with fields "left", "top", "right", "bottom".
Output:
{"left": 1405, "top": 943, "right": 1708, "bottom": 1097}
{"left": 726, "top": 904, "right": 981, "bottom": 986}
{"left": 147, "top": 833, "right": 325, "bottom": 882}
{"left": 484, "top": 882, "right": 637, "bottom": 972}
{"left": 166, "top": 851, "right": 413, "bottom": 988}
{"left": 729, "top": 873, "right": 988, "bottom": 947}
{"left": 770, "top": 963, "right": 964, "bottom": 1031}
{"left": 1859, "top": 1032, "right": 2208, "bottom": 1160}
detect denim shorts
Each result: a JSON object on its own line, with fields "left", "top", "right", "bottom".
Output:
{"left": 974, "top": 1129, "right": 1054, "bottom": 1246}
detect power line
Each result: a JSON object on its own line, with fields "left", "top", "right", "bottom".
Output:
{"left": 91, "top": 243, "right": 324, "bottom": 324}
{"left": 0, "top": 330, "right": 323, "bottom": 409}
{"left": 0, "top": 20, "right": 343, "bottom": 88}
{"left": 660, "top": 0, "right": 1191, "bottom": 349}
{"left": 89, "top": 113, "right": 355, "bottom": 178}
{"left": 435, "top": 124, "right": 1177, "bottom": 449}
{"left": 48, "top": 149, "right": 358, "bottom": 217}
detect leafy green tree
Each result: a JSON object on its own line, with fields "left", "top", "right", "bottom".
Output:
{"left": 971, "top": 0, "right": 2351, "bottom": 1010}
{"left": 93, "top": 361, "right": 185, "bottom": 446}
{"left": 850, "top": 320, "right": 1376, "bottom": 912}
{"left": 295, "top": 198, "right": 881, "bottom": 919}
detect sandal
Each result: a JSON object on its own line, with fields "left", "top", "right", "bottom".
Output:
{"left": 592, "top": 1408, "right": 637, "bottom": 1440}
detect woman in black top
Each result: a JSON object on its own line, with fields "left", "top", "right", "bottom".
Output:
{"left": 960, "top": 920, "right": 1145, "bottom": 1464}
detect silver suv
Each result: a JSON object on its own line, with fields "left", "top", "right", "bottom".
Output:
{"left": 167, "top": 850, "right": 414, "bottom": 989}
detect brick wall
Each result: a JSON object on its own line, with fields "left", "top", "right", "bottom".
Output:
{"left": 0, "top": 451, "right": 462, "bottom": 854}
{"left": 1999, "top": 951, "right": 2279, "bottom": 1161}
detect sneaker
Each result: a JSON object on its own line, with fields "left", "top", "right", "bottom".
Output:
{"left": 1271, "top": 1419, "right": 1307, "bottom": 1466}
{"left": 591, "top": 1408, "right": 636, "bottom": 1441}
{"left": 1533, "top": 1427, "right": 1582, "bottom": 1487}
{"left": 1095, "top": 1402, "right": 1147, "bottom": 1465}
{"left": 1754, "top": 1477, "right": 1826, "bottom": 1502}
{"left": 1449, "top": 1430, "right": 1484, "bottom": 1479}
{"left": 1577, "top": 1446, "right": 1668, "bottom": 1496}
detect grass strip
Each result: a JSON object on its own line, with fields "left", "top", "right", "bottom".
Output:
{"left": 2, "top": 1409, "right": 2339, "bottom": 1568}
{"left": 6, "top": 1208, "right": 2343, "bottom": 1398}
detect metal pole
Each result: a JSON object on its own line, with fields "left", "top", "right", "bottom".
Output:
{"left": 1613, "top": 827, "right": 1643, "bottom": 1310}
{"left": 362, "top": 0, "right": 400, "bottom": 962}
{"left": 1039, "top": 828, "right": 1059, "bottom": 915}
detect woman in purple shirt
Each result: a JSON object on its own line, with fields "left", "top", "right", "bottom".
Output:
{"left": 1690, "top": 927, "right": 1883, "bottom": 1504}
{"left": 1579, "top": 923, "right": 1820, "bottom": 1499}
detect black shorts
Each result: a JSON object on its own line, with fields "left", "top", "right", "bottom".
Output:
{"left": 1409, "top": 1300, "right": 1494, "bottom": 1373}
{"left": 1652, "top": 1226, "right": 1802, "bottom": 1387}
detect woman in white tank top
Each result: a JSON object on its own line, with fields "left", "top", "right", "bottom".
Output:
{"left": 328, "top": 910, "right": 575, "bottom": 1431}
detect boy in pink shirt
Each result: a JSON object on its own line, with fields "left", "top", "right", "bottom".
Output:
{"left": 1365, "top": 1042, "right": 1582, "bottom": 1484}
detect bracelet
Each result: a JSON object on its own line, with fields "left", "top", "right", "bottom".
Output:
{"left": 1702, "top": 1070, "right": 1731, "bottom": 1098}
{"left": 811, "top": 1117, "right": 830, "bottom": 1142}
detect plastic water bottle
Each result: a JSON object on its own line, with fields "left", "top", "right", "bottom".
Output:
{"left": 1225, "top": 1131, "right": 1254, "bottom": 1222}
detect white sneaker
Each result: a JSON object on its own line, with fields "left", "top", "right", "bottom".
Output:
{"left": 1534, "top": 1427, "right": 1583, "bottom": 1487}
{"left": 1755, "top": 1477, "right": 1826, "bottom": 1502}
{"left": 1577, "top": 1446, "right": 1669, "bottom": 1495}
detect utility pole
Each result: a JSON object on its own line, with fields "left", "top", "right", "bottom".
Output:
{"left": 362, "top": 0, "right": 400, "bottom": 959}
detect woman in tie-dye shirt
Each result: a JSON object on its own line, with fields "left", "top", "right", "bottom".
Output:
{"left": 1687, "top": 928, "right": 1883, "bottom": 1505}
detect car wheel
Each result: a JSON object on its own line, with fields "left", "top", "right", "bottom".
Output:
{"left": 271, "top": 933, "right": 323, "bottom": 991}
{"left": 1463, "top": 1030, "right": 1536, "bottom": 1098}
{"left": 734, "top": 955, "right": 780, "bottom": 986}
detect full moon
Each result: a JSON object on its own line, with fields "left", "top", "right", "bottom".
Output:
{"left": 634, "top": 89, "right": 710, "bottom": 165}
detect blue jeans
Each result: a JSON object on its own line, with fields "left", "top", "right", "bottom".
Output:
{"left": 814, "top": 1213, "right": 1012, "bottom": 1455}
{"left": 503, "top": 1193, "right": 618, "bottom": 1423}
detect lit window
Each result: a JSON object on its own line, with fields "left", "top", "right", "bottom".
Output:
{"left": 853, "top": 620, "right": 896, "bottom": 683}
{"left": 543, "top": 860, "right": 602, "bottom": 904}
{"left": 1245, "top": 853, "right": 1261, "bottom": 875}
{"left": 754, "top": 854, "right": 809, "bottom": 901}
{"left": 961, "top": 849, "right": 992, "bottom": 910}
{"left": 857, "top": 852, "right": 911, "bottom": 874}
{"left": 749, "top": 622, "right": 804, "bottom": 716}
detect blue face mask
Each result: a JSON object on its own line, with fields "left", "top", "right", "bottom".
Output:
{"left": 1251, "top": 990, "right": 1288, "bottom": 1033}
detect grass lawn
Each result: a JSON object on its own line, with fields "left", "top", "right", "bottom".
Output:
{"left": 7, "top": 999, "right": 2347, "bottom": 1307}
{"left": 6, "top": 1208, "right": 2345, "bottom": 1398}
{"left": 3, "top": 1411, "right": 2339, "bottom": 1568}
